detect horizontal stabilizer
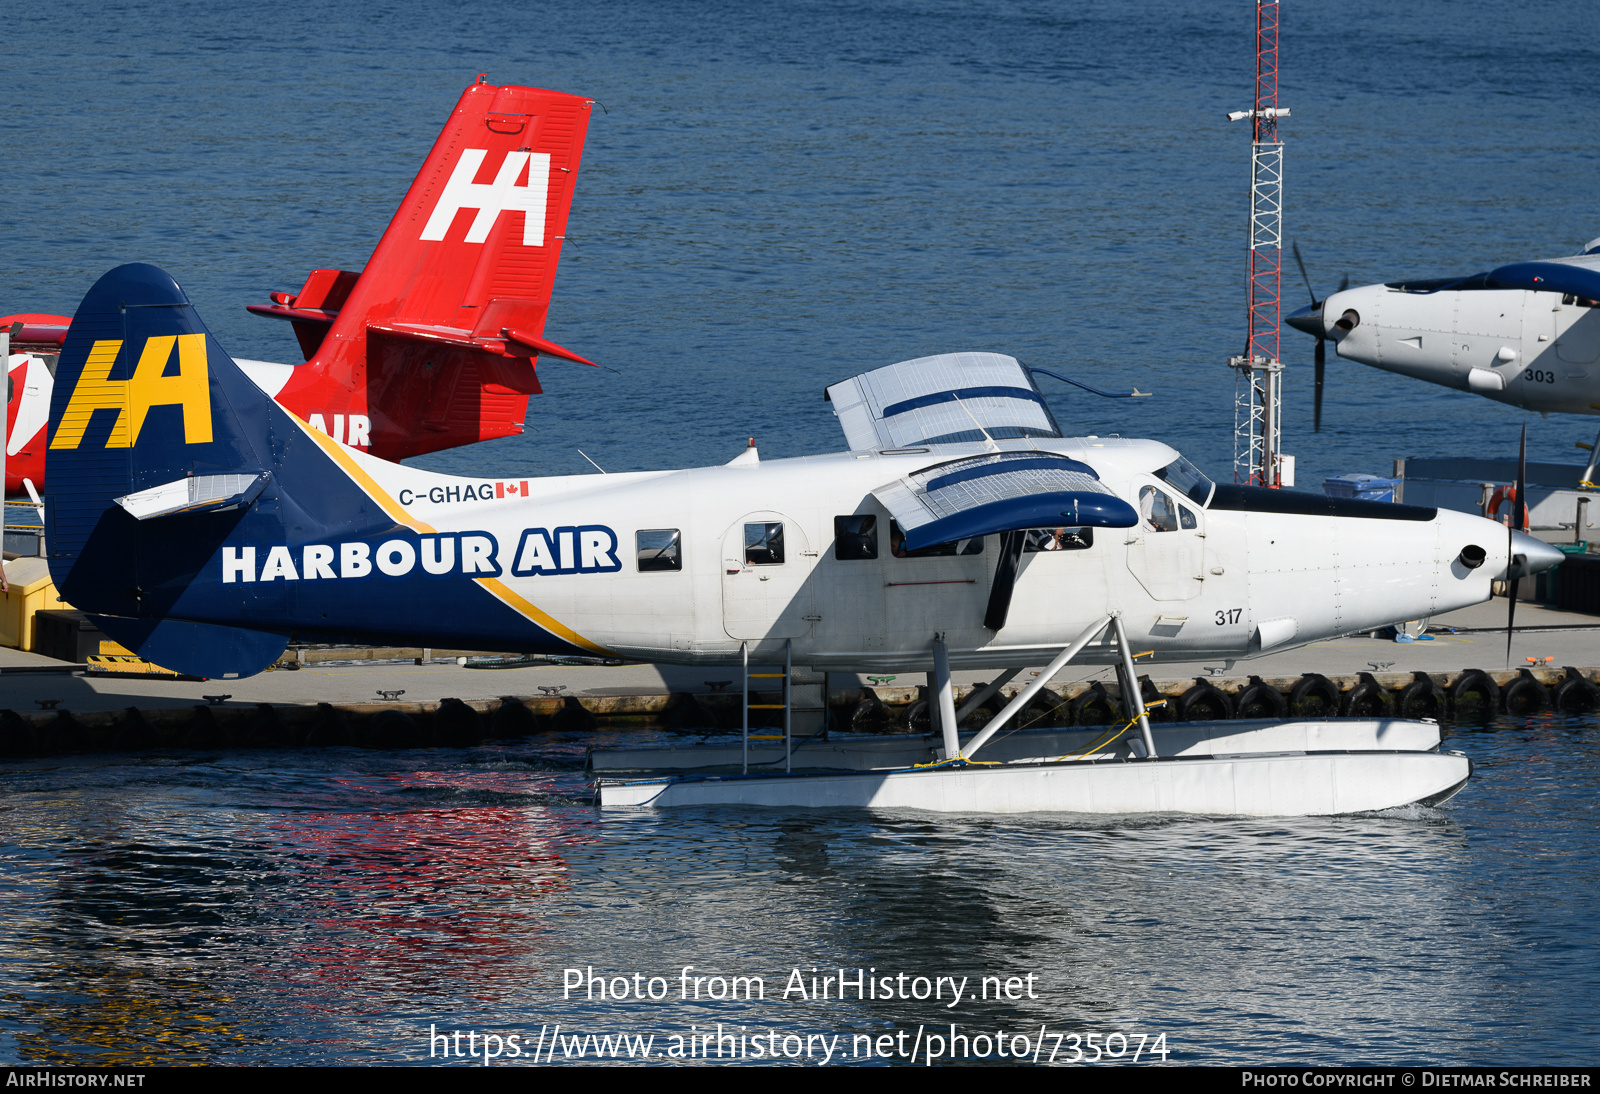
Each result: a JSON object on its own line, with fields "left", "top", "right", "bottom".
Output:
{"left": 90, "top": 614, "right": 288, "bottom": 680}
{"left": 874, "top": 451, "right": 1137, "bottom": 551}
{"left": 500, "top": 327, "right": 595, "bottom": 366}
{"left": 114, "top": 472, "right": 270, "bottom": 521}
{"left": 244, "top": 303, "right": 340, "bottom": 325}
{"left": 245, "top": 269, "right": 361, "bottom": 360}
{"left": 368, "top": 320, "right": 594, "bottom": 365}
{"left": 827, "top": 352, "right": 1063, "bottom": 451}
{"left": 0, "top": 314, "right": 71, "bottom": 350}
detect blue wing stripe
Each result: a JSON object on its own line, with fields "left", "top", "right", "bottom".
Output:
{"left": 924, "top": 454, "right": 1099, "bottom": 493}
{"left": 880, "top": 386, "right": 1047, "bottom": 418}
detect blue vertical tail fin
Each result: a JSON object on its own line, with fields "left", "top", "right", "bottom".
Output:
{"left": 50, "top": 265, "right": 314, "bottom": 676}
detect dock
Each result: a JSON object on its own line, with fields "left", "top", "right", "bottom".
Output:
{"left": 0, "top": 597, "right": 1595, "bottom": 756}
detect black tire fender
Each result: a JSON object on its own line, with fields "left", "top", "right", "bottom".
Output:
{"left": 1553, "top": 668, "right": 1600, "bottom": 713}
{"left": 1235, "top": 675, "right": 1288, "bottom": 720}
{"left": 850, "top": 696, "right": 897, "bottom": 734}
{"left": 1343, "top": 673, "right": 1393, "bottom": 718}
{"left": 1397, "top": 672, "right": 1447, "bottom": 719}
{"left": 1502, "top": 670, "right": 1550, "bottom": 715}
{"left": 1288, "top": 673, "right": 1341, "bottom": 716}
{"left": 1448, "top": 669, "right": 1499, "bottom": 714}
{"left": 1178, "top": 679, "right": 1235, "bottom": 721}
{"left": 1020, "top": 687, "right": 1070, "bottom": 729}
{"left": 1069, "top": 681, "right": 1119, "bottom": 726}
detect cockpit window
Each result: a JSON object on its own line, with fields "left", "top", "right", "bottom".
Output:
{"left": 1139, "top": 486, "right": 1179, "bottom": 533}
{"left": 1024, "top": 527, "right": 1093, "bottom": 552}
{"left": 1152, "top": 456, "right": 1215, "bottom": 508}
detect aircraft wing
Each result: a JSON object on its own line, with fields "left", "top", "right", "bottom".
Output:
{"left": 873, "top": 450, "right": 1138, "bottom": 551}
{"left": 1487, "top": 254, "right": 1600, "bottom": 300}
{"left": 826, "top": 351, "right": 1062, "bottom": 451}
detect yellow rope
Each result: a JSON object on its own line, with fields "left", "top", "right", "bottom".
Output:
{"left": 913, "top": 696, "right": 1171, "bottom": 770}
{"left": 911, "top": 755, "right": 1003, "bottom": 770}
{"left": 1054, "top": 699, "right": 1167, "bottom": 762}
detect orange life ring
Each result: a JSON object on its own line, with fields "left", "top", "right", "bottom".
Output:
{"left": 1488, "top": 484, "right": 1530, "bottom": 530}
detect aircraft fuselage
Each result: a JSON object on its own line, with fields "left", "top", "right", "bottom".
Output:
{"left": 1314, "top": 282, "right": 1600, "bottom": 415}
{"left": 244, "top": 433, "right": 1518, "bottom": 673}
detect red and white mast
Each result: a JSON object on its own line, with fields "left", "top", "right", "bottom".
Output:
{"left": 1229, "top": 0, "right": 1290, "bottom": 486}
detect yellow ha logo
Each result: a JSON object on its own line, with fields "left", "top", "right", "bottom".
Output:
{"left": 51, "top": 334, "right": 213, "bottom": 450}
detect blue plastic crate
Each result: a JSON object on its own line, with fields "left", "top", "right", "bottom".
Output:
{"left": 1323, "top": 474, "right": 1401, "bottom": 503}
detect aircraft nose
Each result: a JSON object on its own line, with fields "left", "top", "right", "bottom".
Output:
{"left": 1507, "top": 531, "right": 1566, "bottom": 579}
{"left": 1285, "top": 302, "right": 1324, "bottom": 337}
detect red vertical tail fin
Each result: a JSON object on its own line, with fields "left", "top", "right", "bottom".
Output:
{"left": 262, "top": 81, "right": 594, "bottom": 458}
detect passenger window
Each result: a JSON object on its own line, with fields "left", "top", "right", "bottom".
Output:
{"left": 637, "top": 528, "right": 682, "bottom": 572}
{"left": 745, "top": 522, "right": 785, "bottom": 565}
{"left": 834, "top": 515, "right": 878, "bottom": 560}
{"left": 1138, "top": 486, "right": 1179, "bottom": 533}
{"left": 1024, "top": 527, "right": 1094, "bottom": 552}
{"left": 888, "top": 520, "right": 983, "bottom": 558}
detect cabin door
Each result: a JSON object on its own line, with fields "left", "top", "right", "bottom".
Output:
{"left": 1125, "top": 480, "right": 1205, "bottom": 602}
{"left": 722, "top": 512, "right": 815, "bottom": 640}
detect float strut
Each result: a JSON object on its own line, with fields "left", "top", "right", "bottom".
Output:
{"left": 954, "top": 667, "right": 1023, "bottom": 723}
{"left": 742, "top": 642, "right": 749, "bottom": 775}
{"left": 962, "top": 614, "right": 1114, "bottom": 759}
{"left": 784, "top": 638, "right": 793, "bottom": 774}
{"left": 1112, "top": 612, "right": 1158, "bottom": 759}
{"left": 932, "top": 633, "right": 961, "bottom": 761}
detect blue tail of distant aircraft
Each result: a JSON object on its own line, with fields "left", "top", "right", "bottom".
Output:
{"left": 47, "top": 264, "right": 586, "bottom": 677}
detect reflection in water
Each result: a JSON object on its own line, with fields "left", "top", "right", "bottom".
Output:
{"left": 258, "top": 805, "right": 574, "bottom": 1002}
{"left": 0, "top": 715, "right": 1594, "bottom": 1064}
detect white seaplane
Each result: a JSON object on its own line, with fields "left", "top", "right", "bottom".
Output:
{"left": 48, "top": 265, "right": 1562, "bottom": 816}
{"left": 1286, "top": 240, "right": 1600, "bottom": 434}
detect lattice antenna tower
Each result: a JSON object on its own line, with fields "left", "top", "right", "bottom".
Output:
{"left": 1228, "top": 0, "right": 1289, "bottom": 486}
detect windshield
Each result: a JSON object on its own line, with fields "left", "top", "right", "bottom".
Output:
{"left": 1153, "top": 456, "right": 1215, "bottom": 508}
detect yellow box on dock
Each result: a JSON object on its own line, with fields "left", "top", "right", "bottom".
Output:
{"left": 0, "top": 558, "right": 72, "bottom": 652}
{"left": 85, "top": 654, "right": 181, "bottom": 678}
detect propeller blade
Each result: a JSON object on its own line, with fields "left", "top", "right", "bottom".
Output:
{"left": 1292, "top": 241, "right": 1318, "bottom": 308}
{"left": 1506, "top": 552, "right": 1523, "bottom": 666}
{"left": 1338, "top": 274, "right": 1349, "bottom": 293}
{"left": 1313, "top": 337, "right": 1325, "bottom": 432}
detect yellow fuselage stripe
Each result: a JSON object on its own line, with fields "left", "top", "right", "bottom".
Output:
{"left": 293, "top": 418, "right": 614, "bottom": 656}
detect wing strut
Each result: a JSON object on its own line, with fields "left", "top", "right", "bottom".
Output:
{"left": 983, "top": 531, "right": 1027, "bottom": 631}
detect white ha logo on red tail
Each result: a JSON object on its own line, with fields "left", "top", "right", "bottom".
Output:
{"left": 420, "top": 149, "right": 551, "bottom": 246}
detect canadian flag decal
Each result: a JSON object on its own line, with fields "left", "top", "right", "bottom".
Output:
{"left": 496, "top": 481, "right": 530, "bottom": 498}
